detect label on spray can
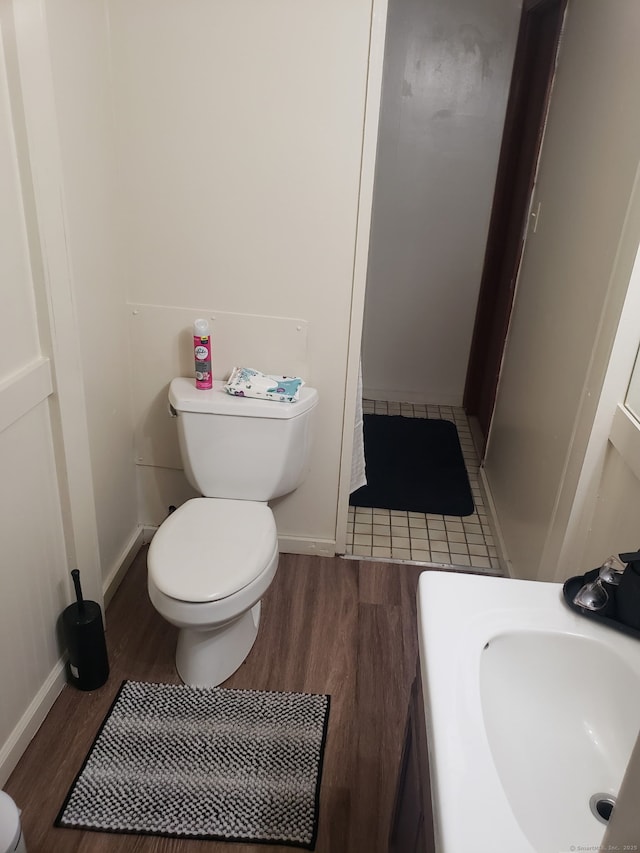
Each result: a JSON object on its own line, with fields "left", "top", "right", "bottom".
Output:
{"left": 193, "top": 319, "right": 212, "bottom": 389}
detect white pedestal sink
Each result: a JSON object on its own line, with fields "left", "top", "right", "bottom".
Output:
{"left": 417, "top": 571, "right": 640, "bottom": 853}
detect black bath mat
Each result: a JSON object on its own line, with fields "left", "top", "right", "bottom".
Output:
{"left": 350, "top": 415, "right": 474, "bottom": 516}
{"left": 56, "top": 680, "right": 330, "bottom": 849}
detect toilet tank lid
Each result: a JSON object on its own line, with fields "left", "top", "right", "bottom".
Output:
{"left": 169, "top": 378, "right": 318, "bottom": 419}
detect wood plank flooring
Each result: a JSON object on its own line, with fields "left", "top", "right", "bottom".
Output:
{"left": 5, "top": 548, "right": 425, "bottom": 853}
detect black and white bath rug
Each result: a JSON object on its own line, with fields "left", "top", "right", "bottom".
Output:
{"left": 56, "top": 680, "right": 331, "bottom": 849}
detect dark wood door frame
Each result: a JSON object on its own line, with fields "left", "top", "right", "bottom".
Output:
{"left": 463, "top": 0, "right": 568, "bottom": 452}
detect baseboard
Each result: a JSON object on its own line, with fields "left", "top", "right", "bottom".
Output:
{"left": 103, "top": 526, "right": 147, "bottom": 608}
{"left": 277, "top": 536, "right": 336, "bottom": 558}
{"left": 141, "top": 525, "right": 158, "bottom": 543}
{"left": 0, "top": 527, "right": 152, "bottom": 785}
{"left": 126, "top": 526, "right": 331, "bottom": 559}
{"left": 363, "top": 387, "right": 464, "bottom": 406}
{"left": 479, "top": 465, "right": 512, "bottom": 577}
{"left": 0, "top": 523, "right": 161, "bottom": 787}
{"left": 0, "top": 657, "right": 67, "bottom": 787}
{"left": 466, "top": 414, "right": 486, "bottom": 460}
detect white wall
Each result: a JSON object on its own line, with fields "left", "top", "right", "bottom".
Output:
{"left": 107, "top": 0, "right": 375, "bottom": 551}
{"left": 361, "top": 0, "right": 520, "bottom": 405}
{"left": 485, "top": 0, "right": 640, "bottom": 581}
{"left": 0, "top": 1, "right": 73, "bottom": 783}
{"left": 584, "top": 443, "right": 640, "bottom": 563}
{"left": 45, "top": 0, "right": 139, "bottom": 586}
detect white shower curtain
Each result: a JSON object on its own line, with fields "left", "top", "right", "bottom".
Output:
{"left": 350, "top": 360, "right": 367, "bottom": 493}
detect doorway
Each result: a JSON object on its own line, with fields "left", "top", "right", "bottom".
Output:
{"left": 360, "top": 0, "right": 523, "bottom": 413}
{"left": 345, "top": 0, "right": 523, "bottom": 566}
{"left": 342, "top": 0, "right": 565, "bottom": 564}
{"left": 463, "top": 0, "right": 568, "bottom": 451}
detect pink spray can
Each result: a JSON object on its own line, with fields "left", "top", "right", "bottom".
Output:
{"left": 193, "top": 319, "right": 212, "bottom": 389}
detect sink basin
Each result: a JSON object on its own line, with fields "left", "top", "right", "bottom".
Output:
{"left": 417, "top": 571, "right": 640, "bottom": 853}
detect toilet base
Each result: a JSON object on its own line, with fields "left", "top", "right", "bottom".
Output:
{"left": 175, "top": 601, "right": 262, "bottom": 687}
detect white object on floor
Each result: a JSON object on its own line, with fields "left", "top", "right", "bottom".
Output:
{"left": 0, "top": 792, "right": 26, "bottom": 853}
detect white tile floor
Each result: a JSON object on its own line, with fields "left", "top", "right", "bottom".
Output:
{"left": 344, "top": 400, "right": 502, "bottom": 574}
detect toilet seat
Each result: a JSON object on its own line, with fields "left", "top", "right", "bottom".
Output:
{"left": 148, "top": 498, "right": 277, "bottom": 603}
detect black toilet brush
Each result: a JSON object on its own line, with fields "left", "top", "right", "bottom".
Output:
{"left": 62, "top": 569, "right": 110, "bottom": 690}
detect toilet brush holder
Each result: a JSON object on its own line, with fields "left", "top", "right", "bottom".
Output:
{"left": 62, "top": 570, "right": 109, "bottom": 691}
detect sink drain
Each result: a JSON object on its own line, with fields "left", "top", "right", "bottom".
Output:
{"left": 589, "top": 793, "right": 616, "bottom": 824}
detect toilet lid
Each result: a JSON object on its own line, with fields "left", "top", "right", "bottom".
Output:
{"left": 148, "top": 498, "right": 277, "bottom": 603}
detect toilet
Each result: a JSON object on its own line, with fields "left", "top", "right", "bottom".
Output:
{"left": 147, "top": 376, "right": 318, "bottom": 687}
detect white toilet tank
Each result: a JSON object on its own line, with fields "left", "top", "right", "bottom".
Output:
{"left": 169, "top": 378, "right": 318, "bottom": 501}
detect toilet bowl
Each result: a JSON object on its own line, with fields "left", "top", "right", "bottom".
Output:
{"left": 148, "top": 377, "right": 318, "bottom": 687}
{"left": 148, "top": 498, "right": 279, "bottom": 686}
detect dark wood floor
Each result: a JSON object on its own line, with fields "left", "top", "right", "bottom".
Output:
{"left": 6, "top": 548, "right": 425, "bottom": 853}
